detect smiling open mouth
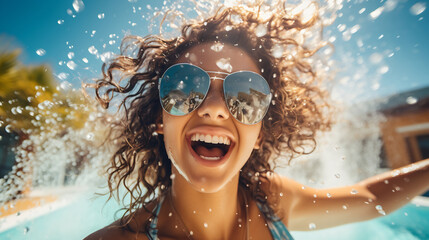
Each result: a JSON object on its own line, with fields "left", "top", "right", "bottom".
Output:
{"left": 189, "top": 134, "right": 232, "bottom": 161}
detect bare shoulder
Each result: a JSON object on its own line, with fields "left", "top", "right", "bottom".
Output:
{"left": 260, "top": 172, "right": 303, "bottom": 197}
{"left": 83, "top": 206, "right": 156, "bottom": 240}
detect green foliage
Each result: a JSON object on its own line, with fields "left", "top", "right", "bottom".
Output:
{"left": 0, "top": 50, "right": 94, "bottom": 135}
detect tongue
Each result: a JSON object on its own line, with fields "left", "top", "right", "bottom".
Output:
{"left": 194, "top": 145, "right": 224, "bottom": 158}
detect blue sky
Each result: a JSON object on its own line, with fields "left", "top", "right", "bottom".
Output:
{"left": 1, "top": 0, "right": 428, "bottom": 102}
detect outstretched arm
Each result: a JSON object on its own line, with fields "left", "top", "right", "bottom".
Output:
{"left": 271, "top": 159, "right": 429, "bottom": 231}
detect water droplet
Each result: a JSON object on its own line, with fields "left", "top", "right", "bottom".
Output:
{"left": 279, "top": 192, "right": 284, "bottom": 197}
{"left": 109, "top": 40, "right": 116, "bottom": 45}
{"left": 370, "top": 6, "right": 384, "bottom": 20}
{"left": 350, "top": 189, "right": 358, "bottom": 195}
{"left": 210, "top": 42, "right": 224, "bottom": 52}
{"left": 82, "top": 58, "right": 88, "bottom": 63}
{"left": 57, "top": 19, "right": 64, "bottom": 25}
{"left": 406, "top": 96, "right": 418, "bottom": 105}
{"left": 86, "top": 132, "right": 94, "bottom": 141}
{"left": 72, "top": 0, "right": 84, "bottom": 13}
{"left": 255, "top": 24, "right": 267, "bottom": 37}
{"left": 334, "top": 173, "right": 341, "bottom": 179}
{"left": 67, "top": 61, "right": 77, "bottom": 70}
{"left": 359, "top": 8, "right": 366, "bottom": 14}
{"left": 378, "top": 65, "right": 389, "bottom": 75}
{"left": 372, "top": 82, "right": 380, "bottom": 90}
{"left": 100, "top": 52, "right": 114, "bottom": 62}
{"left": 342, "top": 205, "right": 348, "bottom": 210}
{"left": 24, "top": 227, "right": 30, "bottom": 234}
{"left": 57, "top": 72, "right": 69, "bottom": 81}
{"left": 4, "top": 124, "right": 12, "bottom": 133}
{"left": 410, "top": 2, "right": 426, "bottom": 15}
{"left": 189, "top": 231, "right": 193, "bottom": 236}
{"left": 375, "top": 205, "right": 386, "bottom": 215}
{"left": 327, "top": 193, "right": 332, "bottom": 198}
{"left": 204, "top": 223, "right": 208, "bottom": 228}
{"left": 68, "top": 52, "right": 75, "bottom": 59}
{"left": 369, "top": 53, "right": 383, "bottom": 64}
{"left": 98, "top": 13, "right": 105, "bottom": 19}
{"left": 230, "top": 14, "right": 242, "bottom": 24}
{"left": 350, "top": 24, "right": 360, "bottom": 34}
{"left": 271, "top": 44, "right": 284, "bottom": 58}
{"left": 309, "top": 223, "right": 316, "bottom": 230}
{"left": 225, "top": 25, "right": 233, "bottom": 31}
{"left": 337, "top": 24, "right": 346, "bottom": 32}
{"left": 88, "top": 46, "right": 98, "bottom": 55}
{"left": 36, "top": 49, "right": 46, "bottom": 56}
{"left": 216, "top": 58, "right": 232, "bottom": 72}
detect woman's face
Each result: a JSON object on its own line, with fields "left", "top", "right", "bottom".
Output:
{"left": 161, "top": 42, "right": 263, "bottom": 193}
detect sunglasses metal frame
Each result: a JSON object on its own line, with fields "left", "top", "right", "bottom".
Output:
{"left": 158, "top": 63, "right": 272, "bottom": 125}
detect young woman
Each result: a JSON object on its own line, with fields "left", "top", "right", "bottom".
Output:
{"left": 85, "top": 5, "right": 429, "bottom": 240}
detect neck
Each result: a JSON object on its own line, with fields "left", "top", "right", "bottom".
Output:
{"left": 169, "top": 168, "right": 245, "bottom": 239}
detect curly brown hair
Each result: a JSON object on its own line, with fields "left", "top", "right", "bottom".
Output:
{"left": 93, "top": 3, "right": 331, "bottom": 234}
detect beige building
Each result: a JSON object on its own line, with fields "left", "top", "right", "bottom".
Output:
{"left": 379, "top": 86, "right": 429, "bottom": 169}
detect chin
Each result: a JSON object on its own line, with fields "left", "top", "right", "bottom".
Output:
{"left": 186, "top": 171, "right": 237, "bottom": 193}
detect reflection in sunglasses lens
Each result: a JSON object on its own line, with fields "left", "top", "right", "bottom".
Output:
{"left": 224, "top": 72, "right": 271, "bottom": 124}
{"left": 160, "top": 64, "right": 210, "bottom": 116}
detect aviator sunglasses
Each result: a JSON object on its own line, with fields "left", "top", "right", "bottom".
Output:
{"left": 158, "top": 63, "right": 272, "bottom": 125}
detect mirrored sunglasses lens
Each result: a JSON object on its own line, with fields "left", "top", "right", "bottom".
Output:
{"left": 159, "top": 64, "right": 210, "bottom": 116}
{"left": 224, "top": 72, "right": 271, "bottom": 124}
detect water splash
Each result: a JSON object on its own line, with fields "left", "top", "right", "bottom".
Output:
{"left": 36, "top": 49, "right": 46, "bottom": 56}
{"left": 0, "top": 86, "right": 112, "bottom": 205}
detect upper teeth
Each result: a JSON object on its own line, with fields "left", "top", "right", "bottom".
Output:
{"left": 191, "top": 133, "right": 231, "bottom": 145}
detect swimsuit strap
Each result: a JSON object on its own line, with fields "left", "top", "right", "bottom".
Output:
{"left": 256, "top": 202, "right": 294, "bottom": 240}
{"left": 147, "top": 195, "right": 165, "bottom": 240}
{"left": 147, "top": 195, "right": 294, "bottom": 240}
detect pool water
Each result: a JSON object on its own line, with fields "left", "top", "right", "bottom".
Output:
{"left": 293, "top": 200, "right": 429, "bottom": 240}
{"left": 1, "top": 192, "right": 429, "bottom": 240}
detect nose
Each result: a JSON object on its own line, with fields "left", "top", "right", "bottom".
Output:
{"left": 197, "top": 79, "right": 230, "bottom": 121}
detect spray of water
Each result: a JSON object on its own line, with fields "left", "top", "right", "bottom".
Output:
{"left": 3, "top": 0, "right": 424, "bottom": 217}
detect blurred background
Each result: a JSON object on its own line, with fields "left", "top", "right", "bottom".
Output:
{"left": 0, "top": 0, "right": 428, "bottom": 239}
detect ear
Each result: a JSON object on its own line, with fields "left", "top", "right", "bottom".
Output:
{"left": 253, "top": 132, "right": 263, "bottom": 150}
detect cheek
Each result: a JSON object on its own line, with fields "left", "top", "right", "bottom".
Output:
{"left": 161, "top": 112, "right": 189, "bottom": 156}
{"left": 236, "top": 123, "right": 262, "bottom": 156}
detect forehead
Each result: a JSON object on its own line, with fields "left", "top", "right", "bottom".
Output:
{"left": 176, "top": 42, "right": 260, "bottom": 74}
